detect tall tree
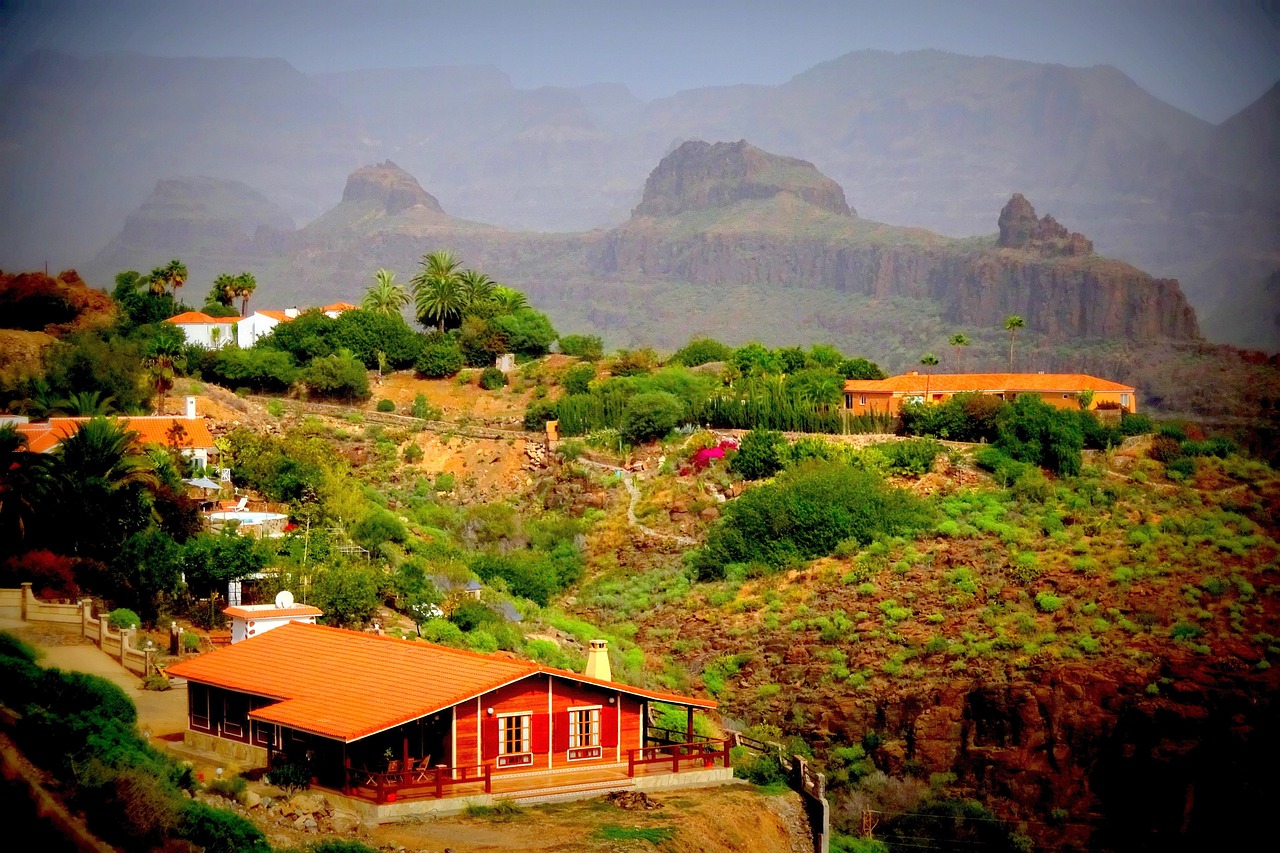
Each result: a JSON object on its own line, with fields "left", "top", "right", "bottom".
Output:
{"left": 490, "top": 285, "right": 528, "bottom": 315}
{"left": 920, "top": 353, "right": 939, "bottom": 399}
{"left": 948, "top": 333, "right": 970, "bottom": 371}
{"left": 458, "top": 269, "right": 497, "bottom": 311}
{"left": 149, "top": 259, "right": 189, "bottom": 297}
{"left": 1003, "top": 315, "right": 1025, "bottom": 371}
{"left": 411, "top": 250, "right": 464, "bottom": 332}
{"left": 0, "top": 425, "right": 49, "bottom": 553}
{"left": 51, "top": 418, "right": 158, "bottom": 559}
{"left": 234, "top": 271, "right": 257, "bottom": 316}
{"left": 208, "top": 274, "right": 238, "bottom": 309}
{"left": 362, "top": 268, "right": 410, "bottom": 316}
{"left": 144, "top": 325, "right": 187, "bottom": 415}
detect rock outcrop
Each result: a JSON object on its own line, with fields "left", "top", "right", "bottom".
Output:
{"left": 341, "top": 160, "right": 444, "bottom": 215}
{"left": 632, "top": 140, "right": 854, "bottom": 218}
{"left": 997, "top": 193, "right": 1094, "bottom": 257}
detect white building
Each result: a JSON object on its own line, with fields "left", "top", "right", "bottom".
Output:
{"left": 236, "top": 308, "right": 298, "bottom": 348}
{"left": 225, "top": 598, "right": 323, "bottom": 644}
{"left": 167, "top": 311, "right": 239, "bottom": 349}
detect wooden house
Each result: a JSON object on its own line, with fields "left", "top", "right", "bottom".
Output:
{"left": 164, "top": 623, "right": 727, "bottom": 812}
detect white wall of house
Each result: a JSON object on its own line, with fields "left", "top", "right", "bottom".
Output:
{"left": 237, "top": 313, "right": 281, "bottom": 348}
{"left": 175, "top": 322, "right": 237, "bottom": 349}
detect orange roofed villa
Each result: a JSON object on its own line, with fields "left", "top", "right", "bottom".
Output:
{"left": 844, "top": 372, "right": 1137, "bottom": 417}
{"left": 164, "top": 622, "right": 729, "bottom": 819}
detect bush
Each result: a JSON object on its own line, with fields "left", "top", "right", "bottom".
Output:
{"left": 308, "top": 842, "right": 381, "bottom": 853}
{"left": 0, "top": 631, "right": 41, "bottom": 664}
{"left": 1166, "top": 456, "right": 1196, "bottom": 480}
{"left": 1, "top": 549, "right": 80, "bottom": 600}
{"left": 403, "top": 443, "right": 424, "bottom": 464}
{"left": 182, "top": 631, "right": 201, "bottom": 653}
{"left": 732, "top": 429, "right": 787, "bottom": 480}
{"left": 376, "top": 398, "right": 395, "bottom": 413}
{"left": 491, "top": 309, "right": 557, "bottom": 357}
{"left": 872, "top": 438, "right": 943, "bottom": 476}
{"left": 204, "top": 774, "right": 247, "bottom": 802}
{"left": 1034, "top": 592, "right": 1063, "bottom": 613}
{"left": 265, "top": 762, "right": 311, "bottom": 794}
{"left": 210, "top": 347, "right": 300, "bottom": 393}
{"left": 1148, "top": 435, "right": 1182, "bottom": 463}
{"left": 331, "top": 309, "right": 423, "bottom": 369}
{"left": 142, "top": 674, "right": 171, "bottom": 691}
{"left": 523, "top": 399, "right": 558, "bottom": 431}
{"left": 78, "top": 761, "right": 183, "bottom": 849}
{"left": 179, "top": 800, "right": 270, "bottom": 853}
{"left": 415, "top": 336, "right": 465, "bottom": 378}
{"left": 312, "top": 566, "right": 380, "bottom": 627}
{"left": 410, "top": 392, "right": 441, "bottom": 420}
{"left": 620, "top": 391, "right": 683, "bottom": 444}
{"left": 558, "top": 334, "right": 604, "bottom": 361}
{"left": 671, "top": 337, "right": 734, "bottom": 367}
{"left": 1119, "top": 411, "right": 1153, "bottom": 436}
{"left": 693, "top": 462, "right": 928, "bottom": 579}
{"left": 562, "top": 362, "right": 596, "bottom": 395}
{"left": 479, "top": 367, "right": 507, "bottom": 390}
{"left": 995, "top": 395, "right": 1083, "bottom": 475}
{"left": 303, "top": 352, "right": 370, "bottom": 401}
{"left": 108, "top": 608, "right": 142, "bottom": 630}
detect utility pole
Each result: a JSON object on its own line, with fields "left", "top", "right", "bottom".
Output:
{"left": 862, "top": 809, "right": 878, "bottom": 839}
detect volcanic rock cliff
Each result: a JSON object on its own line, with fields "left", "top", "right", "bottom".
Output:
{"left": 600, "top": 145, "right": 1199, "bottom": 341}
{"left": 341, "top": 160, "right": 444, "bottom": 215}
{"left": 633, "top": 140, "right": 854, "bottom": 218}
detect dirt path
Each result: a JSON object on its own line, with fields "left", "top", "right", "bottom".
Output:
{"left": 578, "top": 459, "right": 698, "bottom": 547}
{"left": 368, "top": 786, "right": 810, "bottom": 853}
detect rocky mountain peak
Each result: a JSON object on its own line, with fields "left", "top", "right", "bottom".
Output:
{"left": 997, "top": 193, "right": 1093, "bottom": 258}
{"left": 632, "top": 140, "right": 854, "bottom": 218}
{"left": 341, "top": 160, "right": 443, "bottom": 216}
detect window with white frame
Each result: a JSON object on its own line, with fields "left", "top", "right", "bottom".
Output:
{"left": 569, "top": 707, "right": 601, "bottom": 749}
{"left": 499, "top": 713, "right": 531, "bottom": 755}
{"left": 1121, "top": 394, "right": 1130, "bottom": 407}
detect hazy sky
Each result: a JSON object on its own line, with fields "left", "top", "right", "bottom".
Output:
{"left": 2, "top": 0, "right": 1278, "bottom": 122}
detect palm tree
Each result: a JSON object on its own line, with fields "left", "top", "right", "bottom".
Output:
{"left": 490, "top": 285, "right": 528, "bottom": 315}
{"left": 209, "top": 274, "right": 238, "bottom": 309}
{"left": 1003, "top": 315, "right": 1025, "bottom": 371}
{"left": 144, "top": 328, "right": 186, "bottom": 415}
{"left": 459, "top": 269, "right": 497, "bottom": 311}
{"left": 58, "top": 390, "right": 116, "bottom": 417}
{"left": 362, "top": 268, "right": 410, "bottom": 316}
{"left": 150, "top": 259, "right": 189, "bottom": 297}
{"left": 0, "top": 425, "right": 49, "bottom": 553}
{"left": 411, "top": 250, "right": 464, "bottom": 332}
{"left": 948, "top": 333, "right": 970, "bottom": 371}
{"left": 52, "top": 418, "right": 158, "bottom": 558}
{"left": 920, "top": 353, "right": 939, "bottom": 399}
{"left": 234, "top": 272, "right": 256, "bottom": 316}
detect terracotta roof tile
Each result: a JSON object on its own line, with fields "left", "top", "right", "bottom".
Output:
{"left": 223, "top": 605, "right": 323, "bottom": 620}
{"left": 167, "top": 311, "right": 238, "bottom": 324}
{"left": 323, "top": 302, "right": 358, "bottom": 312}
{"left": 164, "top": 622, "right": 713, "bottom": 742}
{"left": 22, "top": 417, "right": 216, "bottom": 451}
{"left": 844, "top": 372, "right": 1134, "bottom": 394}
{"left": 255, "top": 310, "right": 292, "bottom": 322}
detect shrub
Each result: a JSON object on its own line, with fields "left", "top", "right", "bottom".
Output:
{"left": 562, "top": 362, "right": 596, "bottom": 395}
{"left": 303, "top": 351, "right": 370, "bottom": 401}
{"left": 142, "top": 674, "right": 171, "bottom": 691}
{"left": 78, "top": 762, "right": 183, "bottom": 849}
{"left": 732, "top": 429, "right": 788, "bottom": 480}
{"left": 995, "top": 395, "right": 1083, "bottom": 475}
{"left": 179, "top": 800, "right": 270, "bottom": 853}
{"left": 204, "top": 774, "right": 247, "bottom": 802}
{"left": 1119, "top": 411, "right": 1153, "bottom": 436}
{"left": 210, "top": 347, "right": 299, "bottom": 392}
{"left": 1, "top": 549, "right": 79, "bottom": 600}
{"left": 872, "top": 438, "right": 943, "bottom": 476}
{"left": 108, "top": 608, "right": 142, "bottom": 630}
{"left": 523, "top": 399, "right": 558, "bottom": 431}
{"left": 376, "top": 398, "right": 395, "bottom": 413}
{"left": 671, "top": 337, "right": 734, "bottom": 367}
{"left": 558, "top": 334, "right": 604, "bottom": 361}
{"left": 620, "top": 391, "right": 683, "bottom": 444}
{"left": 1166, "top": 456, "right": 1195, "bottom": 480}
{"left": 415, "top": 335, "right": 465, "bottom": 378}
{"left": 312, "top": 566, "right": 380, "bottom": 627}
{"left": 1034, "top": 592, "right": 1063, "bottom": 613}
{"left": 479, "top": 367, "right": 507, "bottom": 390}
{"left": 308, "top": 842, "right": 381, "bottom": 853}
{"left": 410, "top": 392, "right": 441, "bottom": 420}
{"left": 0, "top": 631, "right": 41, "bottom": 664}
{"left": 1148, "top": 435, "right": 1182, "bottom": 463}
{"left": 693, "top": 462, "right": 928, "bottom": 579}
{"left": 973, "top": 446, "right": 1028, "bottom": 486}
{"left": 181, "top": 631, "right": 201, "bottom": 653}
{"left": 491, "top": 309, "right": 557, "bottom": 357}
{"left": 265, "top": 762, "right": 311, "bottom": 793}
{"left": 331, "top": 309, "right": 423, "bottom": 369}
{"left": 403, "top": 443, "right": 424, "bottom": 464}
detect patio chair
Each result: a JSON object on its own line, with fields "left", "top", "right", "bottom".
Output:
{"left": 234, "top": 496, "right": 248, "bottom": 512}
{"left": 412, "top": 755, "right": 434, "bottom": 783}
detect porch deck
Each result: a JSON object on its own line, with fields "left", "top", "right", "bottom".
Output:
{"left": 331, "top": 737, "right": 731, "bottom": 805}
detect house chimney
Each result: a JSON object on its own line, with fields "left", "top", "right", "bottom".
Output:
{"left": 185, "top": 396, "right": 197, "bottom": 420}
{"left": 584, "top": 639, "right": 611, "bottom": 682}
{"left": 285, "top": 306, "right": 299, "bottom": 318}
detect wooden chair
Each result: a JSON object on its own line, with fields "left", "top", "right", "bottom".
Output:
{"left": 412, "top": 755, "right": 434, "bottom": 783}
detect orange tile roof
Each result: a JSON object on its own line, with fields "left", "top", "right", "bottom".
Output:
{"left": 20, "top": 417, "right": 216, "bottom": 452}
{"left": 844, "top": 372, "right": 1134, "bottom": 394}
{"left": 255, "top": 310, "right": 292, "bottom": 323}
{"left": 167, "top": 311, "right": 238, "bottom": 324}
{"left": 164, "top": 622, "right": 713, "bottom": 742}
{"left": 223, "top": 605, "right": 323, "bottom": 620}
{"left": 323, "top": 302, "right": 358, "bottom": 312}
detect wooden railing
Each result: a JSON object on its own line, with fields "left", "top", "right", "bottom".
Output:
{"left": 627, "top": 737, "right": 730, "bottom": 777}
{"left": 342, "top": 760, "right": 491, "bottom": 803}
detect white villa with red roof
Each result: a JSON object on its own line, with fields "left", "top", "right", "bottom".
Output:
{"left": 164, "top": 623, "right": 729, "bottom": 817}
{"left": 16, "top": 396, "right": 218, "bottom": 468}
{"left": 167, "top": 302, "right": 357, "bottom": 350}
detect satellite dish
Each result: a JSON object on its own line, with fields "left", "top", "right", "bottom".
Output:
{"left": 275, "top": 590, "right": 295, "bottom": 609}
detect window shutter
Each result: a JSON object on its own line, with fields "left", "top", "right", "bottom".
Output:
{"left": 553, "top": 712, "right": 570, "bottom": 752}
{"left": 481, "top": 716, "right": 498, "bottom": 761}
{"left": 531, "top": 713, "right": 549, "bottom": 754}
{"left": 601, "top": 704, "right": 619, "bottom": 748}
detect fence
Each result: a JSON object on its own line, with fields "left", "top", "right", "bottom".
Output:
{"left": 731, "top": 731, "right": 830, "bottom": 853}
{"left": 4, "top": 583, "right": 159, "bottom": 677}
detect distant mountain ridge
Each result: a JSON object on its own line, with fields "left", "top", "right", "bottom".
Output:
{"left": 2, "top": 47, "right": 1275, "bottom": 347}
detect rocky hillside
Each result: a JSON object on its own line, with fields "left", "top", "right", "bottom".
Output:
{"left": 632, "top": 140, "right": 854, "bottom": 218}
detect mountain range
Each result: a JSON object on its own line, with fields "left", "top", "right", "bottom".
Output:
{"left": 1, "top": 48, "right": 1276, "bottom": 350}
